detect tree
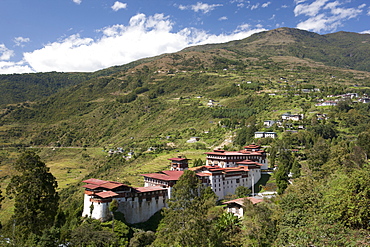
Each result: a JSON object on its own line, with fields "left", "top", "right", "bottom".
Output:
{"left": 70, "top": 219, "right": 117, "bottom": 247}
{"left": 357, "top": 131, "right": 370, "bottom": 159}
{"left": 109, "top": 199, "right": 119, "bottom": 230}
{"left": 216, "top": 212, "right": 242, "bottom": 246}
{"left": 275, "top": 167, "right": 289, "bottom": 195}
{"left": 290, "top": 159, "right": 301, "bottom": 179}
{"left": 6, "top": 151, "right": 59, "bottom": 239}
{"left": 242, "top": 200, "right": 278, "bottom": 246}
{"left": 153, "top": 170, "right": 219, "bottom": 246}
{"left": 129, "top": 231, "right": 156, "bottom": 247}
{"left": 307, "top": 137, "right": 330, "bottom": 172}
{"left": 192, "top": 158, "right": 204, "bottom": 167}
{"left": 323, "top": 166, "right": 370, "bottom": 230}
{"left": 235, "top": 186, "right": 252, "bottom": 198}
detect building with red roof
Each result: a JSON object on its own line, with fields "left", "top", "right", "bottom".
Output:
{"left": 82, "top": 144, "right": 267, "bottom": 223}
{"left": 82, "top": 178, "right": 168, "bottom": 223}
{"left": 168, "top": 156, "right": 190, "bottom": 171}
{"left": 223, "top": 197, "right": 264, "bottom": 217}
{"left": 204, "top": 144, "right": 268, "bottom": 169}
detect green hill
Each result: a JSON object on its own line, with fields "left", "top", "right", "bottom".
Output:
{"left": 1, "top": 28, "right": 370, "bottom": 150}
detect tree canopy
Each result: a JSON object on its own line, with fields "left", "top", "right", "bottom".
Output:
{"left": 6, "top": 151, "right": 59, "bottom": 240}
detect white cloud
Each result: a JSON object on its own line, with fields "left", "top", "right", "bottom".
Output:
{"left": 0, "top": 60, "right": 33, "bottom": 74}
{"left": 219, "top": 16, "right": 228, "bottom": 21}
{"left": 14, "top": 37, "right": 30, "bottom": 47}
{"left": 72, "top": 0, "right": 81, "bottom": 4}
{"left": 251, "top": 3, "right": 259, "bottom": 10}
{"left": 358, "top": 4, "right": 366, "bottom": 9}
{"left": 179, "top": 2, "right": 223, "bottom": 14}
{"left": 295, "top": 1, "right": 365, "bottom": 33}
{"left": 237, "top": 23, "right": 251, "bottom": 31}
{"left": 262, "top": 2, "right": 271, "bottom": 8}
{"left": 360, "top": 30, "right": 370, "bottom": 34}
{"left": 111, "top": 1, "right": 127, "bottom": 12}
{"left": 178, "top": 5, "right": 187, "bottom": 10}
{"left": 2, "top": 13, "right": 265, "bottom": 74}
{"left": 294, "top": 0, "right": 329, "bottom": 17}
{"left": 0, "top": 44, "right": 14, "bottom": 60}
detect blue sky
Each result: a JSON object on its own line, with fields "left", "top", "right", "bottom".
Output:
{"left": 0, "top": 0, "right": 369, "bottom": 74}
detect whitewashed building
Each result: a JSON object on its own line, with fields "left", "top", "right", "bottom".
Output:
{"left": 223, "top": 197, "right": 264, "bottom": 217}
{"left": 82, "top": 145, "right": 267, "bottom": 223}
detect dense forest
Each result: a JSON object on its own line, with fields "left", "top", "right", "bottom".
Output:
{"left": 0, "top": 27, "right": 370, "bottom": 246}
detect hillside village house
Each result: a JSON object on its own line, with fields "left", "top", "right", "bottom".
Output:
{"left": 254, "top": 132, "right": 277, "bottom": 139}
{"left": 223, "top": 197, "right": 264, "bottom": 218}
{"left": 263, "top": 120, "right": 275, "bottom": 127}
{"left": 281, "top": 113, "right": 303, "bottom": 121}
{"left": 82, "top": 144, "right": 268, "bottom": 223}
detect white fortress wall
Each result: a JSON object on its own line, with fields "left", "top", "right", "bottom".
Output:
{"left": 118, "top": 196, "right": 167, "bottom": 224}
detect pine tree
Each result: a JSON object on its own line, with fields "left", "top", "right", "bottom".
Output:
{"left": 6, "top": 151, "right": 59, "bottom": 239}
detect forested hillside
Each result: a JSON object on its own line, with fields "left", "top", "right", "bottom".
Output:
{"left": 0, "top": 27, "right": 370, "bottom": 246}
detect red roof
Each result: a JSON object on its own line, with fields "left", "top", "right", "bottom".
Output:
{"left": 82, "top": 184, "right": 100, "bottom": 190}
{"left": 95, "top": 191, "right": 118, "bottom": 198}
{"left": 205, "top": 150, "right": 245, "bottom": 156}
{"left": 223, "top": 197, "right": 263, "bottom": 206}
{"left": 82, "top": 178, "right": 130, "bottom": 192}
{"left": 237, "top": 160, "right": 263, "bottom": 166}
{"left": 134, "top": 186, "right": 167, "bottom": 193}
{"left": 100, "top": 181, "right": 126, "bottom": 190}
{"left": 141, "top": 170, "right": 184, "bottom": 181}
{"left": 168, "top": 158, "right": 190, "bottom": 161}
{"left": 196, "top": 172, "right": 212, "bottom": 177}
{"left": 244, "top": 144, "right": 261, "bottom": 149}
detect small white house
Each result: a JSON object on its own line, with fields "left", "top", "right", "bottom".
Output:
{"left": 263, "top": 120, "right": 275, "bottom": 127}
{"left": 254, "top": 132, "right": 277, "bottom": 139}
{"left": 223, "top": 197, "right": 264, "bottom": 218}
{"left": 254, "top": 132, "right": 265, "bottom": 138}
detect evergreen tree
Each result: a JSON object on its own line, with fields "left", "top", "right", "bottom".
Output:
{"left": 290, "top": 159, "right": 301, "bottom": 179}
{"left": 242, "top": 200, "right": 278, "bottom": 246}
{"left": 109, "top": 199, "right": 119, "bottom": 230}
{"left": 153, "top": 170, "right": 219, "bottom": 246}
{"left": 6, "top": 151, "right": 59, "bottom": 240}
{"left": 235, "top": 186, "right": 252, "bottom": 198}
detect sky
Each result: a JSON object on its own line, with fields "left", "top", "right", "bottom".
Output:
{"left": 0, "top": 0, "right": 369, "bottom": 74}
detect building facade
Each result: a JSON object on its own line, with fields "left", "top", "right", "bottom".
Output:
{"left": 82, "top": 145, "right": 268, "bottom": 223}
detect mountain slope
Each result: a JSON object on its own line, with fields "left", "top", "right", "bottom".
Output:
{"left": 1, "top": 27, "right": 370, "bottom": 150}
{"left": 184, "top": 27, "right": 370, "bottom": 72}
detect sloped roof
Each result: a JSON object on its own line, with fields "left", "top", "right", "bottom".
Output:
{"left": 100, "top": 181, "right": 126, "bottom": 190}
{"left": 134, "top": 186, "right": 167, "bottom": 193}
{"left": 237, "top": 160, "right": 264, "bottom": 166}
{"left": 168, "top": 157, "right": 190, "bottom": 161}
{"left": 223, "top": 197, "right": 263, "bottom": 206}
{"left": 95, "top": 191, "right": 118, "bottom": 198}
{"left": 82, "top": 179, "right": 129, "bottom": 190}
{"left": 244, "top": 144, "right": 261, "bottom": 149}
{"left": 82, "top": 184, "right": 100, "bottom": 190}
{"left": 141, "top": 170, "right": 184, "bottom": 181}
